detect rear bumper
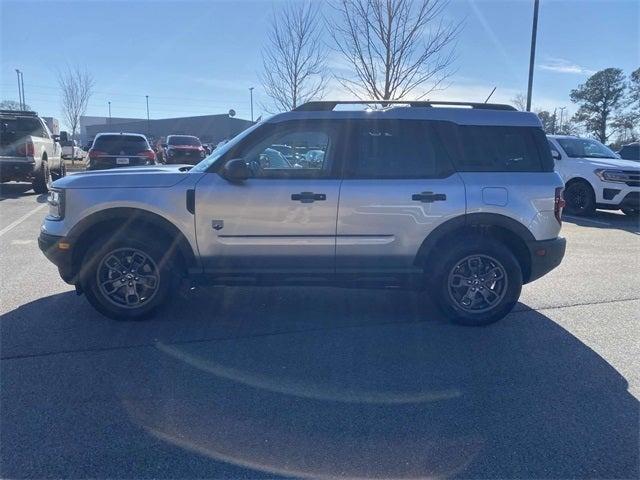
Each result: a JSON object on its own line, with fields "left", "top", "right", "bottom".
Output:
{"left": 526, "top": 237, "right": 566, "bottom": 283}
{"left": 38, "top": 231, "right": 75, "bottom": 283}
{"left": 0, "top": 158, "right": 35, "bottom": 179}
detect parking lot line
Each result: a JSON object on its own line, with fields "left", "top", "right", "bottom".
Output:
{"left": 0, "top": 203, "right": 46, "bottom": 238}
{"left": 563, "top": 215, "right": 612, "bottom": 226}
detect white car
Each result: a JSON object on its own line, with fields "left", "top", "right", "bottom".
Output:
{"left": 61, "top": 140, "right": 84, "bottom": 160}
{"left": 547, "top": 135, "right": 640, "bottom": 217}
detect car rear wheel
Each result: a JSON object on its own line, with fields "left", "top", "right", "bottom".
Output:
{"left": 81, "top": 234, "right": 178, "bottom": 320}
{"left": 563, "top": 180, "right": 596, "bottom": 216}
{"left": 32, "top": 160, "right": 51, "bottom": 194}
{"left": 430, "top": 237, "right": 523, "bottom": 326}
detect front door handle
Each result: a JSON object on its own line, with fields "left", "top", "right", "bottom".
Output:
{"left": 412, "top": 191, "right": 447, "bottom": 203}
{"left": 291, "top": 192, "right": 326, "bottom": 203}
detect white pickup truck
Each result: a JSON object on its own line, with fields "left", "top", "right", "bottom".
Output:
{"left": 61, "top": 139, "right": 84, "bottom": 160}
{"left": 0, "top": 109, "right": 65, "bottom": 193}
{"left": 548, "top": 135, "right": 640, "bottom": 217}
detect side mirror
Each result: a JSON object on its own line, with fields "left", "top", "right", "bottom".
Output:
{"left": 221, "top": 158, "right": 251, "bottom": 182}
{"left": 551, "top": 150, "right": 561, "bottom": 161}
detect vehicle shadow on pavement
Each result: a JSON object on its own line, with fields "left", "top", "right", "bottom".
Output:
{"left": 563, "top": 210, "right": 640, "bottom": 233}
{"left": 1, "top": 288, "right": 638, "bottom": 479}
{"left": 0, "top": 182, "right": 46, "bottom": 202}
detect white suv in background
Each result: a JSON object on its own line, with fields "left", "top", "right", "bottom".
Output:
{"left": 548, "top": 135, "right": 640, "bottom": 217}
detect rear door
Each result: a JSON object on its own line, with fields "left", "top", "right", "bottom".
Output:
{"left": 195, "top": 120, "right": 343, "bottom": 274}
{"left": 336, "top": 119, "right": 466, "bottom": 273}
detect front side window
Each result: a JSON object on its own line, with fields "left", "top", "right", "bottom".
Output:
{"left": 556, "top": 137, "right": 617, "bottom": 159}
{"left": 237, "top": 124, "right": 333, "bottom": 178}
{"left": 346, "top": 120, "right": 451, "bottom": 179}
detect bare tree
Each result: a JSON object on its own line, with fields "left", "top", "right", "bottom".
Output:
{"left": 511, "top": 93, "right": 527, "bottom": 111}
{"left": 261, "top": 2, "right": 328, "bottom": 112}
{"left": 331, "top": 0, "right": 461, "bottom": 100}
{"left": 58, "top": 65, "right": 95, "bottom": 139}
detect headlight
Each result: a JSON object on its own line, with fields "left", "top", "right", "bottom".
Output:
{"left": 594, "top": 169, "right": 631, "bottom": 183}
{"left": 47, "top": 189, "right": 65, "bottom": 220}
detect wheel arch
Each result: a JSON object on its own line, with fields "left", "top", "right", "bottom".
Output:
{"left": 415, "top": 213, "right": 535, "bottom": 283}
{"left": 67, "top": 207, "right": 197, "bottom": 282}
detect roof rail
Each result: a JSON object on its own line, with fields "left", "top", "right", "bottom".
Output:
{"left": 0, "top": 109, "right": 38, "bottom": 116}
{"left": 293, "top": 100, "right": 517, "bottom": 112}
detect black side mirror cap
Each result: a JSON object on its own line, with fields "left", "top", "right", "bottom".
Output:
{"left": 221, "top": 158, "right": 251, "bottom": 182}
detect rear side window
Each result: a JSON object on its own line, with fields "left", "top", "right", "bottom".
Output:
{"left": 457, "top": 126, "right": 552, "bottom": 172}
{"left": 346, "top": 120, "right": 453, "bottom": 179}
{"left": 93, "top": 135, "right": 150, "bottom": 154}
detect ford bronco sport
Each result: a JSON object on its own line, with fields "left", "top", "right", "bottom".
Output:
{"left": 39, "top": 101, "right": 566, "bottom": 325}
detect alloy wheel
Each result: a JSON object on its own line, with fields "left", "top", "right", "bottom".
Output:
{"left": 447, "top": 254, "right": 508, "bottom": 313}
{"left": 96, "top": 247, "right": 160, "bottom": 309}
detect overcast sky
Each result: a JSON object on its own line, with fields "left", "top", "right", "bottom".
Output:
{"left": 1, "top": 0, "right": 638, "bottom": 128}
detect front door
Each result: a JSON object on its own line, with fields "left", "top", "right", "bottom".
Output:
{"left": 336, "top": 119, "right": 467, "bottom": 273}
{"left": 195, "top": 121, "right": 341, "bottom": 273}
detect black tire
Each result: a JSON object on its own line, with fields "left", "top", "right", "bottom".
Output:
{"left": 32, "top": 160, "right": 51, "bottom": 194}
{"left": 51, "top": 160, "right": 66, "bottom": 181}
{"left": 563, "top": 180, "right": 596, "bottom": 216}
{"left": 621, "top": 207, "right": 640, "bottom": 217}
{"left": 429, "top": 236, "right": 523, "bottom": 326}
{"left": 80, "top": 232, "right": 179, "bottom": 320}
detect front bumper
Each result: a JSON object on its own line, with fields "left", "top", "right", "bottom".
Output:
{"left": 526, "top": 237, "right": 566, "bottom": 283}
{"left": 38, "top": 232, "right": 75, "bottom": 284}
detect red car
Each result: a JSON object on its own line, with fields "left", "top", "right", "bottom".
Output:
{"left": 162, "top": 135, "right": 206, "bottom": 164}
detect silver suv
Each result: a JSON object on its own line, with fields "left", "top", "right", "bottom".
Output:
{"left": 39, "top": 101, "right": 566, "bottom": 326}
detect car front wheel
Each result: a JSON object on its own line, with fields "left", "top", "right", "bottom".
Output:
{"left": 81, "top": 234, "right": 178, "bottom": 320}
{"left": 563, "top": 181, "right": 596, "bottom": 216}
{"left": 431, "top": 237, "right": 523, "bottom": 326}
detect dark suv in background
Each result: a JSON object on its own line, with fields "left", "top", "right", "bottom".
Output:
{"left": 86, "top": 133, "right": 156, "bottom": 170}
{"left": 162, "top": 135, "right": 206, "bottom": 164}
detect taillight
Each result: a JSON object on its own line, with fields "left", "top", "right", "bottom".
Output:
{"left": 17, "top": 142, "right": 35, "bottom": 156}
{"left": 138, "top": 150, "right": 156, "bottom": 163}
{"left": 88, "top": 149, "right": 106, "bottom": 159}
{"left": 554, "top": 187, "right": 565, "bottom": 224}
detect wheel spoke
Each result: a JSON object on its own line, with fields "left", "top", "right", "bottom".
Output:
{"left": 101, "top": 278, "right": 124, "bottom": 295}
{"left": 448, "top": 254, "right": 508, "bottom": 313}
{"left": 137, "top": 274, "right": 158, "bottom": 289}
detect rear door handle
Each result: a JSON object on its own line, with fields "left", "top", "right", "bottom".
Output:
{"left": 412, "top": 192, "right": 447, "bottom": 203}
{"left": 291, "top": 192, "right": 326, "bottom": 203}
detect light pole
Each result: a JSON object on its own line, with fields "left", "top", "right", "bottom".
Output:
{"left": 15, "top": 69, "right": 23, "bottom": 109}
{"left": 20, "top": 70, "right": 25, "bottom": 109}
{"left": 108, "top": 101, "right": 112, "bottom": 125}
{"left": 526, "top": 0, "right": 540, "bottom": 112}
{"left": 559, "top": 107, "right": 566, "bottom": 132}
{"left": 249, "top": 87, "right": 254, "bottom": 122}
{"left": 145, "top": 95, "right": 150, "bottom": 136}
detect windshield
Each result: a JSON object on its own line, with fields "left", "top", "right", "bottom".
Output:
{"left": 556, "top": 137, "right": 618, "bottom": 159}
{"left": 168, "top": 135, "right": 201, "bottom": 146}
{"left": 191, "top": 122, "right": 262, "bottom": 172}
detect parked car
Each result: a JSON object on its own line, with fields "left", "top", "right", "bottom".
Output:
{"left": 618, "top": 142, "right": 639, "bottom": 162}
{"left": 39, "top": 100, "right": 566, "bottom": 325}
{"left": 162, "top": 135, "right": 206, "bottom": 164}
{"left": 86, "top": 133, "right": 156, "bottom": 170}
{"left": 61, "top": 139, "right": 84, "bottom": 160}
{"left": 548, "top": 135, "right": 640, "bottom": 217}
{"left": 0, "top": 109, "right": 64, "bottom": 193}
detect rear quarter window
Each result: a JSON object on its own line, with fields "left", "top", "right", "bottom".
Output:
{"left": 456, "top": 126, "right": 553, "bottom": 172}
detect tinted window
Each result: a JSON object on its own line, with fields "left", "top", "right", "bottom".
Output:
{"left": 93, "top": 135, "right": 149, "bottom": 154}
{"left": 0, "top": 117, "right": 45, "bottom": 142}
{"left": 168, "top": 135, "right": 201, "bottom": 146}
{"left": 458, "top": 126, "right": 548, "bottom": 172}
{"left": 347, "top": 121, "right": 451, "bottom": 178}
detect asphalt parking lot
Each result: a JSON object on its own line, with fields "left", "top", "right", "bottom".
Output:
{"left": 1, "top": 181, "right": 638, "bottom": 479}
